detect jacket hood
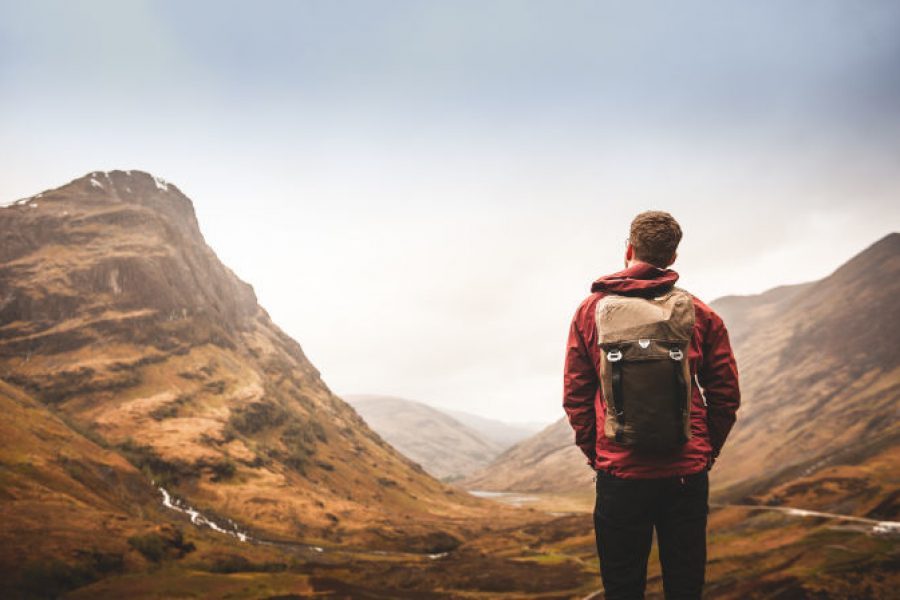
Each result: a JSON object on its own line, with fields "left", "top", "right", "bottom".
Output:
{"left": 590, "top": 261, "right": 679, "bottom": 297}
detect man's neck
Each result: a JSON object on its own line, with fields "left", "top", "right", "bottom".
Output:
{"left": 626, "top": 259, "right": 659, "bottom": 269}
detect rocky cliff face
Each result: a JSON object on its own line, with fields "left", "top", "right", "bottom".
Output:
{"left": 0, "top": 171, "right": 492, "bottom": 561}
{"left": 1, "top": 171, "right": 256, "bottom": 332}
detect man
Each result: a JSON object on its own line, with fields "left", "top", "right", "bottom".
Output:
{"left": 563, "top": 211, "right": 740, "bottom": 600}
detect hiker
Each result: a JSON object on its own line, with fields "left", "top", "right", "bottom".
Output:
{"left": 562, "top": 211, "right": 740, "bottom": 600}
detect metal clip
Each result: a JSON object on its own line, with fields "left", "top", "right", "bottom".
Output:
{"left": 669, "top": 348, "right": 684, "bottom": 361}
{"left": 606, "top": 349, "right": 623, "bottom": 362}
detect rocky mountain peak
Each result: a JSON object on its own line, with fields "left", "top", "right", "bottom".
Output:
{"left": 0, "top": 170, "right": 258, "bottom": 356}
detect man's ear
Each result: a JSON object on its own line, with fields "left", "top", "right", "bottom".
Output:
{"left": 668, "top": 251, "right": 678, "bottom": 267}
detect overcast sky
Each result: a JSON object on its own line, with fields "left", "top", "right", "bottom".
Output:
{"left": 2, "top": 1, "right": 898, "bottom": 424}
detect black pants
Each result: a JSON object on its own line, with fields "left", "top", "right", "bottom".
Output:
{"left": 593, "top": 469, "right": 709, "bottom": 600}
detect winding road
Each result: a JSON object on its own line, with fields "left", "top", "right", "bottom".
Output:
{"left": 711, "top": 502, "right": 900, "bottom": 536}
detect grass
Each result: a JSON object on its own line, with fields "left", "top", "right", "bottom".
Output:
{"left": 127, "top": 530, "right": 196, "bottom": 563}
{"left": 116, "top": 438, "right": 193, "bottom": 486}
{"left": 15, "top": 551, "right": 124, "bottom": 599}
{"left": 66, "top": 569, "right": 319, "bottom": 600}
{"left": 512, "top": 552, "right": 573, "bottom": 565}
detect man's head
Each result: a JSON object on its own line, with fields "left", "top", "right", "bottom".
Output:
{"left": 626, "top": 211, "right": 682, "bottom": 269}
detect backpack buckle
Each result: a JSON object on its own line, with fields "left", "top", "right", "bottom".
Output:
{"left": 669, "top": 348, "right": 684, "bottom": 361}
{"left": 606, "top": 349, "right": 623, "bottom": 362}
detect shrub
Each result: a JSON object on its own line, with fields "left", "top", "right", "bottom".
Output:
{"left": 127, "top": 533, "right": 167, "bottom": 562}
{"left": 127, "top": 529, "right": 195, "bottom": 563}
{"left": 204, "top": 554, "right": 287, "bottom": 573}
{"left": 148, "top": 393, "right": 191, "bottom": 421}
{"left": 203, "top": 379, "right": 226, "bottom": 394}
{"left": 17, "top": 551, "right": 124, "bottom": 598}
{"left": 209, "top": 457, "right": 237, "bottom": 482}
{"left": 116, "top": 439, "right": 192, "bottom": 486}
{"left": 229, "top": 401, "right": 288, "bottom": 435}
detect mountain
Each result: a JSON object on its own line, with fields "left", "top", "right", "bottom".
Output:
{"left": 463, "top": 418, "right": 591, "bottom": 493}
{"left": 708, "top": 281, "right": 814, "bottom": 349}
{"left": 1, "top": 170, "right": 630, "bottom": 599}
{"left": 0, "top": 171, "right": 500, "bottom": 576}
{"left": 463, "top": 233, "right": 900, "bottom": 519}
{"left": 709, "top": 232, "right": 900, "bottom": 512}
{"left": 444, "top": 408, "right": 546, "bottom": 449}
{"left": 342, "top": 394, "right": 504, "bottom": 480}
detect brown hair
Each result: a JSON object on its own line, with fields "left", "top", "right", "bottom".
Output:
{"left": 629, "top": 211, "right": 682, "bottom": 268}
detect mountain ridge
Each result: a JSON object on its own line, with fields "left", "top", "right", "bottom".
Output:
{"left": 343, "top": 394, "right": 504, "bottom": 480}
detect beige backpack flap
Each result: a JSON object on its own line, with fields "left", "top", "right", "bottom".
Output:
{"left": 595, "top": 288, "right": 696, "bottom": 446}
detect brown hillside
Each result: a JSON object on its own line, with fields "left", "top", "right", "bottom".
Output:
{"left": 0, "top": 378, "right": 159, "bottom": 586}
{"left": 712, "top": 232, "right": 900, "bottom": 498}
{"left": 463, "top": 418, "right": 592, "bottom": 493}
{"left": 0, "top": 171, "right": 505, "bottom": 558}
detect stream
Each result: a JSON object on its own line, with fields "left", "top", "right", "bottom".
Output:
{"left": 155, "top": 485, "right": 448, "bottom": 559}
{"left": 157, "top": 485, "right": 252, "bottom": 543}
{"left": 154, "top": 483, "right": 900, "bottom": 560}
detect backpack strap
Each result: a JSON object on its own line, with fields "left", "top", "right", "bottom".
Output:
{"left": 608, "top": 348, "right": 626, "bottom": 443}
{"left": 671, "top": 348, "right": 689, "bottom": 444}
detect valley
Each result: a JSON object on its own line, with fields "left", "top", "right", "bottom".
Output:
{"left": 0, "top": 171, "right": 897, "bottom": 598}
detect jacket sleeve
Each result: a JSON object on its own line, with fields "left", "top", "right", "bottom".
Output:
{"left": 563, "top": 304, "right": 598, "bottom": 465}
{"left": 698, "top": 310, "right": 741, "bottom": 459}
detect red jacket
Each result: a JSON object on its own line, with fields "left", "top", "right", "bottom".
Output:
{"left": 563, "top": 262, "right": 740, "bottom": 478}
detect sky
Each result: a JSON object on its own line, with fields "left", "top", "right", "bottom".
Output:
{"left": 2, "top": 1, "right": 899, "bottom": 425}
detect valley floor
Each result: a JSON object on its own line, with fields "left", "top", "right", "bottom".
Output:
{"left": 44, "top": 489, "right": 899, "bottom": 599}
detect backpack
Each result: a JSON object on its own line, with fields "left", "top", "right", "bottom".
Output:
{"left": 595, "top": 287, "right": 695, "bottom": 453}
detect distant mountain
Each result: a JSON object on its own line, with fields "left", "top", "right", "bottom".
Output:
{"left": 0, "top": 171, "right": 495, "bottom": 587}
{"left": 710, "top": 281, "right": 814, "bottom": 349}
{"left": 343, "top": 394, "right": 504, "bottom": 480}
{"left": 464, "top": 233, "right": 900, "bottom": 521}
{"left": 463, "top": 418, "right": 591, "bottom": 493}
{"left": 444, "top": 409, "right": 546, "bottom": 449}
